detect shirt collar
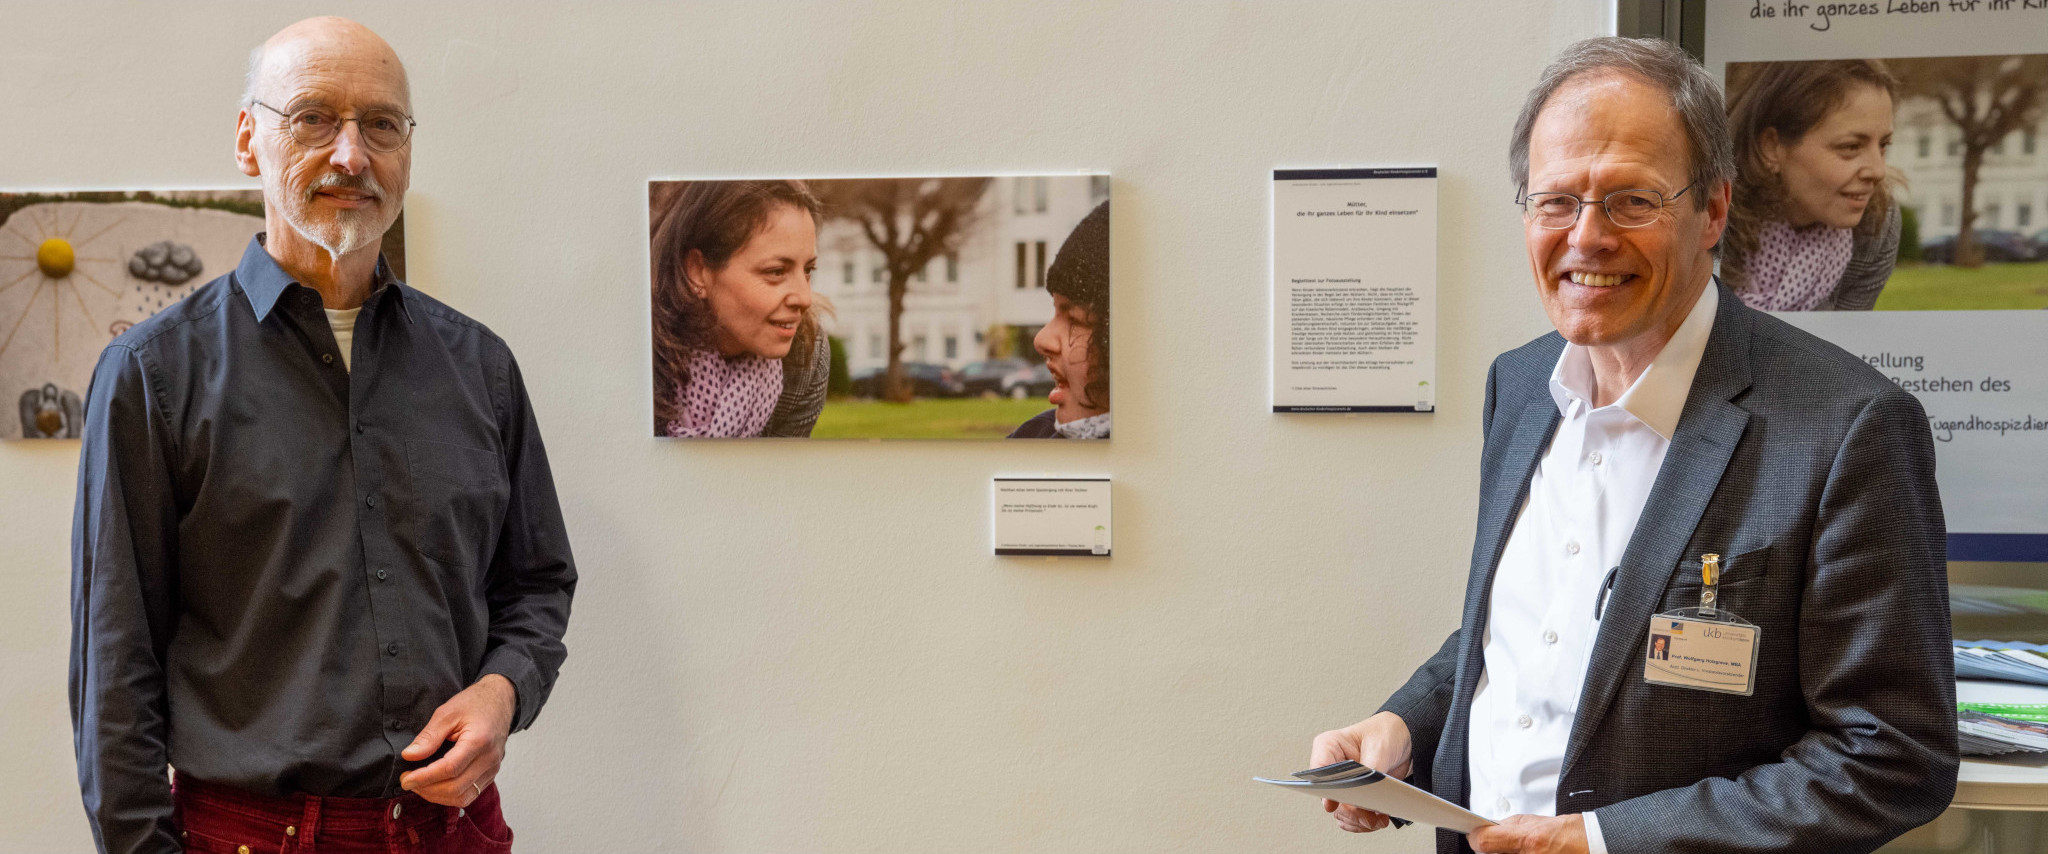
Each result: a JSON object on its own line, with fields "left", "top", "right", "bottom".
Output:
{"left": 1547, "top": 282, "right": 1718, "bottom": 440}
{"left": 235, "top": 232, "right": 413, "bottom": 324}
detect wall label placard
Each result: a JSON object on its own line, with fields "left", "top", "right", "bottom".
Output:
{"left": 992, "top": 478, "right": 1111, "bottom": 557}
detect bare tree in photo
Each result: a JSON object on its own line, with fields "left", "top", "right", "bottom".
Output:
{"left": 814, "top": 178, "right": 991, "bottom": 402}
{"left": 1892, "top": 55, "right": 2048, "bottom": 268}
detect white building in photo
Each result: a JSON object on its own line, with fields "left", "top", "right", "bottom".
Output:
{"left": 815, "top": 174, "right": 1109, "bottom": 376}
{"left": 1890, "top": 96, "right": 2048, "bottom": 243}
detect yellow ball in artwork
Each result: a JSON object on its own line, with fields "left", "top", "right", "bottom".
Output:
{"left": 36, "top": 237, "right": 75, "bottom": 278}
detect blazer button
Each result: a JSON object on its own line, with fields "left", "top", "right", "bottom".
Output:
{"left": 322, "top": 353, "right": 335, "bottom": 364}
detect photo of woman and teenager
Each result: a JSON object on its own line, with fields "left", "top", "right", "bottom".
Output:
{"left": 1723, "top": 54, "right": 2048, "bottom": 312}
{"left": 648, "top": 176, "right": 1110, "bottom": 440}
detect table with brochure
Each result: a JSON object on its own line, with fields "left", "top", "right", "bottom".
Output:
{"left": 1953, "top": 640, "right": 2048, "bottom": 810}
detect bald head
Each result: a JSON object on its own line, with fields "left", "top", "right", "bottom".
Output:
{"left": 243, "top": 17, "right": 409, "bottom": 111}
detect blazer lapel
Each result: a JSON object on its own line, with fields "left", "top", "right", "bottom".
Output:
{"left": 1562, "top": 289, "right": 1755, "bottom": 776}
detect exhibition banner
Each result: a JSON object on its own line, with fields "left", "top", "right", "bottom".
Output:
{"left": 1705, "top": 2, "right": 2048, "bottom": 559}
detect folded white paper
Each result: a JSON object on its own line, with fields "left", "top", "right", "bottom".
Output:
{"left": 1255, "top": 770, "right": 1493, "bottom": 833}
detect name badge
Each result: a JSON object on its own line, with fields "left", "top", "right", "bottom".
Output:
{"left": 1644, "top": 613, "right": 1759, "bottom": 696}
{"left": 1642, "top": 552, "right": 1761, "bottom": 697}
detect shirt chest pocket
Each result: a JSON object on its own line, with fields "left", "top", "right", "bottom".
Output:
{"left": 404, "top": 440, "right": 508, "bottom": 567}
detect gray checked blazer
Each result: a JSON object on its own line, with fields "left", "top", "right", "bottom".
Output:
{"left": 1379, "top": 283, "right": 1957, "bottom": 854}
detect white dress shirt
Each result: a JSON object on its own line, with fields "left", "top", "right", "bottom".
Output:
{"left": 1466, "top": 285, "right": 1717, "bottom": 854}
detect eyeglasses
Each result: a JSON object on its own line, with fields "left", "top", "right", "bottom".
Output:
{"left": 1516, "top": 183, "right": 1697, "bottom": 230}
{"left": 252, "top": 101, "right": 416, "bottom": 152}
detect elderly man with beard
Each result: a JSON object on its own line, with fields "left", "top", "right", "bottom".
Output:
{"left": 70, "top": 17, "right": 576, "bottom": 854}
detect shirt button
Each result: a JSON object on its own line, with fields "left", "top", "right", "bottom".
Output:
{"left": 286, "top": 826, "right": 297, "bottom": 837}
{"left": 1543, "top": 630, "right": 1559, "bottom": 644}
{"left": 388, "top": 719, "right": 405, "bottom": 731}
{"left": 1566, "top": 541, "right": 1580, "bottom": 556}
{"left": 1590, "top": 451, "right": 1604, "bottom": 465}
{"left": 1497, "top": 797, "right": 1511, "bottom": 814}
{"left": 322, "top": 353, "right": 335, "bottom": 364}
{"left": 387, "top": 642, "right": 401, "bottom": 656}
{"left": 354, "top": 421, "right": 365, "bottom": 434}
{"left": 392, "top": 802, "right": 403, "bottom": 820}
{"left": 365, "top": 494, "right": 377, "bottom": 508}
{"left": 1517, "top": 714, "right": 1533, "bottom": 729}
{"left": 238, "top": 846, "right": 251, "bottom": 854}
{"left": 376, "top": 569, "right": 388, "bottom": 581}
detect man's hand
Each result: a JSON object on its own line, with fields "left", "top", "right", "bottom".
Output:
{"left": 1467, "top": 814, "right": 1589, "bottom": 854}
{"left": 399, "top": 674, "right": 516, "bottom": 807}
{"left": 1308, "top": 711, "right": 1413, "bottom": 833}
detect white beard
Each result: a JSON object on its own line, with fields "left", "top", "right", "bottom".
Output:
{"left": 273, "top": 167, "right": 398, "bottom": 259}
{"left": 284, "top": 204, "right": 383, "bottom": 258}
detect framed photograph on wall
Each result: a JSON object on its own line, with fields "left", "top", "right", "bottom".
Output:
{"left": 647, "top": 175, "right": 1111, "bottom": 440}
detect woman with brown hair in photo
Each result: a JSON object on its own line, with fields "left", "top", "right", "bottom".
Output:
{"left": 1723, "top": 59, "right": 1902, "bottom": 311}
{"left": 650, "top": 180, "right": 830, "bottom": 437}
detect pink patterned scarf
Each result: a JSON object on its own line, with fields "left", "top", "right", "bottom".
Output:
{"left": 666, "top": 348, "right": 783, "bottom": 438}
{"left": 1735, "top": 220, "right": 1854, "bottom": 312}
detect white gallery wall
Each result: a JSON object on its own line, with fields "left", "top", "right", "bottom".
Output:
{"left": 0, "top": 2, "right": 1609, "bottom": 851}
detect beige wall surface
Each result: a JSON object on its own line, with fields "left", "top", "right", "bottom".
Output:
{"left": 0, "top": 2, "right": 1608, "bottom": 850}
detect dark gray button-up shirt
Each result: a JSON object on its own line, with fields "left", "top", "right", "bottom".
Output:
{"left": 71, "top": 235, "right": 577, "bottom": 854}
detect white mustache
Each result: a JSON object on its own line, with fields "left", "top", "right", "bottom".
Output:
{"left": 305, "top": 171, "right": 384, "bottom": 204}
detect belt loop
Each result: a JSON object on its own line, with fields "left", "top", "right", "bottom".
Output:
{"left": 301, "top": 794, "right": 322, "bottom": 850}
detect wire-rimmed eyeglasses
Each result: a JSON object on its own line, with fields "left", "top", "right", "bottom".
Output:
{"left": 252, "top": 101, "right": 416, "bottom": 153}
{"left": 1516, "top": 183, "right": 1697, "bottom": 229}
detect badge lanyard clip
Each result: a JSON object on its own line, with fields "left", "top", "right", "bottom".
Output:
{"left": 1697, "top": 552, "right": 1721, "bottom": 618}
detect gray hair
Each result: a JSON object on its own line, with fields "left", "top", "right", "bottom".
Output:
{"left": 1509, "top": 37, "right": 1734, "bottom": 209}
{"left": 242, "top": 44, "right": 266, "bottom": 108}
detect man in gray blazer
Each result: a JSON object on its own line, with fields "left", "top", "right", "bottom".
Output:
{"left": 1309, "top": 37, "right": 1955, "bottom": 854}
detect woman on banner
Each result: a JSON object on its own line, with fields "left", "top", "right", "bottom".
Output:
{"left": 1010, "top": 200, "right": 1110, "bottom": 440}
{"left": 1722, "top": 59, "right": 1902, "bottom": 311}
{"left": 650, "top": 180, "right": 831, "bottom": 437}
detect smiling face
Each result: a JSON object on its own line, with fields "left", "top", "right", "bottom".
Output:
{"left": 688, "top": 203, "right": 817, "bottom": 359}
{"left": 1762, "top": 84, "right": 1893, "bottom": 229}
{"left": 236, "top": 18, "right": 412, "bottom": 261}
{"left": 1033, "top": 294, "right": 1106, "bottom": 422}
{"left": 1524, "top": 73, "right": 1728, "bottom": 365}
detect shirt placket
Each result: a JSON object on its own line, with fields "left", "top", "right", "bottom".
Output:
{"left": 348, "top": 292, "right": 420, "bottom": 766}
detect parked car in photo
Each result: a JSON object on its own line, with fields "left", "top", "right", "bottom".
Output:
{"left": 849, "top": 362, "right": 967, "bottom": 398}
{"left": 1001, "top": 362, "right": 1056, "bottom": 400}
{"left": 958, "top": 358, "right": 1032, "bottom": 397}
{"left": 2030, "top": 228, "right": 2048, "bottom": 258}
{"left": 1922, "top": 230, "right": 2039, "bottom": 264}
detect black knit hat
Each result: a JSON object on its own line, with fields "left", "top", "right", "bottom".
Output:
{"left": 1047, "top": 200, "right": 1109, "bottom": 314}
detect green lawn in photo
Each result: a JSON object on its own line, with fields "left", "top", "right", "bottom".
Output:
{"left": 812, "top": 397, "right": 1053, "bottom": 439}
{"left": 1874, "top": 261, "right": 2048, "bottom": 311}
